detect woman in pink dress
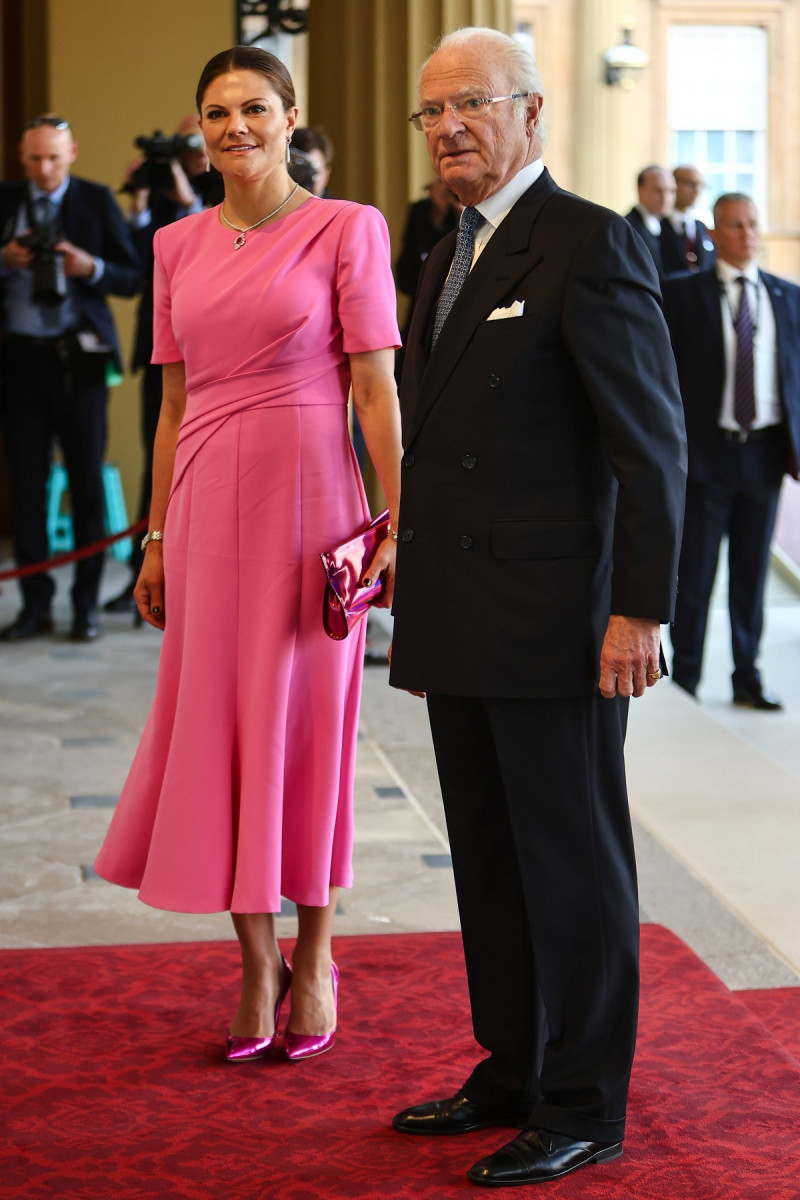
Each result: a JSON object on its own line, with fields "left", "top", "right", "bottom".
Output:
{"left": 95, "top": 47, "right": 402, "bottom": 1062}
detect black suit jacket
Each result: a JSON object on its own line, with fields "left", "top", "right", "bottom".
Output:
{"left": 662, "top": 267, "right": 800, "bottom": 482}
{"left": 624, "top": 207, "right": 666, "bottom": 279}
{"left": 660, "top": 216, "right": 716, "bottom": 277}
{"left": 390, "top": 170, "right": 687, "bottom": 698}
{"left": 0, "top": 176, "right": 141, "bottom": 371}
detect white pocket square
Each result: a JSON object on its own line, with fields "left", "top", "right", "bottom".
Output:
{"left": 487, "top": 300, "right": 525, "bottom": 321}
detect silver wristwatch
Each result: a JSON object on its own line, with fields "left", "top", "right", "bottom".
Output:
{"left": 141, "top": 530, "right": 164, "bottom": 551}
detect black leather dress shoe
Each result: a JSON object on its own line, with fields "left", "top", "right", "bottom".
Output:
{"left": 0, "top": 609, "right": 54, "bottom": 642}
{"left": 393, "top": 1092, "right": 526, "bottom": 1136}
{"left": 467, "top": 1128, "right": 622, "bottom": 1186}
{"left": 70, "top": 612, "right": 102, "bottom": 642}
{"left": 732, "top": 684, "right": 783, "bottom": 711}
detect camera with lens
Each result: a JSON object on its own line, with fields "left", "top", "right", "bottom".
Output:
{"left": 128, "top": 130, "right": 205, "bottom": 192}
{"left": 17, "top": 223, "right": 67, "bottom": 306}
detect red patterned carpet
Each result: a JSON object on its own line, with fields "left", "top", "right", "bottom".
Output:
{"left": 737, "top": 987, "right": 800, "bottom": 1065}
{"left": 2, "top": 926, "right": 799, "bottom": 1199}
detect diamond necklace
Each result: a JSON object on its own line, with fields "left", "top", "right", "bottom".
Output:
{"left": 220, "top": 181, "right": 299, "bottom": 250}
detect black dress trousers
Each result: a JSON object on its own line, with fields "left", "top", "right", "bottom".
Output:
{"left": 426, "top": 689, "right": 639, "bottom": 1144}
{"left": 1, "top": 334, "right": 108, "bottom": 614}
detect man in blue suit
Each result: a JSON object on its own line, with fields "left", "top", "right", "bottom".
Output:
{"left": 663, "top": 194, "right": 800, "bottom": 708}
{"left": 0, "top": 115, "right": 141, "bottom": 642}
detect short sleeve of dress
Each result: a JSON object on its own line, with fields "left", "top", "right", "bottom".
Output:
{"left": 336, "top": 205, "right": 401, "bottom": 355}
{"left": 151, "top": 226, "right": 182, "bottom": 364}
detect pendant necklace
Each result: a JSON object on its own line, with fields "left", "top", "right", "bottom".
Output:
{"left": 220, "top": 181, "right": 299, "bottom": 250}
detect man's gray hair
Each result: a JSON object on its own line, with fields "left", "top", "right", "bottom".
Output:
{"left": 421, "top": 26, "right": 547, "bottom": 145}
{"left": 713, "top": 191, "right": 754, "bottom": 223}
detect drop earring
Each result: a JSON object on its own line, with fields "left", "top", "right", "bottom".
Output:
{"left": 286, "top": 137, "right": 292, "bottom": 165}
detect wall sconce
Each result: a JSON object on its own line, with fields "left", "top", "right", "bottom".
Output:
{"left": 604, "top": 29, "right": 649, "bottom": 89}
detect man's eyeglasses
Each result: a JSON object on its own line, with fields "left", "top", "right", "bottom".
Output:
{"left": 408, "top": 93, "right": 531, "bottom": 132}
{"left": 23, "top": 116, "right": 70, "bottom": 132}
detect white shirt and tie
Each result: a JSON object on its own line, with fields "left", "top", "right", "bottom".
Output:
{"left": 716, "top": 258, "right": 782, "bottom": 433}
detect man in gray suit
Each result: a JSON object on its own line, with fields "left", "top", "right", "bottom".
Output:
{"left": 389, "top": 28, "right": 687, "bottom": 1188}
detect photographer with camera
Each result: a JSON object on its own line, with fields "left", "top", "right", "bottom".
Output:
{"left": 105, "top": 117, "right": 221, "bottom": 616}
{"left": 0, "top": 114, "right": 141, "bottom": 642}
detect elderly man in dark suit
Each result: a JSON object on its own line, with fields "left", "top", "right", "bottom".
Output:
{"left": 624, "top": 164, "right": 676, "bottom": 279}
{"left": 388, "top": 27, "right": 687, "bottom": 1189}
{"left": 0, "top": 115, "right": 141, "bottom": 642}
{"left": 663, "top": 194, "right": 800, "bottom": 709}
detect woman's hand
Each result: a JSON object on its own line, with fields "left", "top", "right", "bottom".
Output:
{"left": 134, "top": 546, "right": 166, "bottom": 630}
{"left": 362, "top": 535, "right": 396, "bottom": 607}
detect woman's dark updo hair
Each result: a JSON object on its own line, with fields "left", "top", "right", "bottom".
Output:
{"left": 196, "top": 46, "right": 296, "bottom": 113}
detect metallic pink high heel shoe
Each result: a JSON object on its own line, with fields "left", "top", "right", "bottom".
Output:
{"left": 225, "top": 955, "right": 292, "bottom": 1063}
{"left": 285, "top": 962, "right": 339, "bottom": 1061}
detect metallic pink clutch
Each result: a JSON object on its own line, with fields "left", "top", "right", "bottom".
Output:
{"left": 320, "top": 509, "right": 390, "bottom": 640}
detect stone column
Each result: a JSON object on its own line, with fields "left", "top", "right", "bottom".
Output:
{"left": 573, "top": 0, "right": 651, "bottom": 212}
{"left": 307, "top": 0, "right": 512, "bottom": 506}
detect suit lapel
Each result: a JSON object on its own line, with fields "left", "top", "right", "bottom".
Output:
{"left": 405, "top": 170, "right": 557, "bottom": 447}
{"left": 762, "top": 272, "right": 792, "bottom": 397}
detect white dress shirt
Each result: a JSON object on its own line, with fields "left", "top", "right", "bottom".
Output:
{"left": 634, "top": 204, "right": 663, "bottom": 237}
{"left": 717, "top": 258, "right": 782, "bottom": 432}
{"left": 470, "top": 159, "right": 545, "bottom": 266}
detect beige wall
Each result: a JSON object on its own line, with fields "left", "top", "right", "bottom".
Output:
{"left": 43, "top": 0, "right": 233, "bottom": 510}
{"left": 516, "top": 0, "right": 800, "bottom": 278}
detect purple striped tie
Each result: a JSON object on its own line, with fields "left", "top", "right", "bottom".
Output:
{"left": 733, "top": 277, "right": 756, "bottom": 431}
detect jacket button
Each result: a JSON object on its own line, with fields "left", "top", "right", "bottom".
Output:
{"left": 461, "top": 454, "right": 477, "bottom": 469}
{"left": 459, "top": 535, "right": 473, "bottom": 550}
{"left": 401, "top": 529, "right": 414, "bottom": 542}
{"left": 403, "top": 453, "right": 415, "bottom": 468}
{"left": 488, "top": 374, "right": 500, "bottom": 388}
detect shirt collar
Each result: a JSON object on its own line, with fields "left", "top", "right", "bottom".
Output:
{"left": 717, "top": 257, "right": 759, "bottom": 287}
{"left": 635, "top": 204, "right": 663, "bottom": 236}
{"left": 473, "top": 159, "right": 545, "bottom": 232}
{"left": 29, "top": 177, "right": 70, "bottom": 207}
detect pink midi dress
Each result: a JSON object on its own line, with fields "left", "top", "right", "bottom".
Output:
{"left": 94, "top": 196, "right": 400, "bottom": 913}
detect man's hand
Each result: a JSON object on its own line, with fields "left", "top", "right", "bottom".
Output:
{"left": 387, "top": 641, "right": 425, "bottom": 697}
{"left": 54, "top": 238, "right": 96, "bottom": 278}
{"left": 2, "top": 236, "right": 35, "bottom": 271}
{"left": 598, "top": 615, "right": 662, "bottom": 699}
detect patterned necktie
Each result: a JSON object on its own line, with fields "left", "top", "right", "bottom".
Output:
{"left": 37, "top": 196, "right": 56, "bottom": 231}
{"left": 733, "top": 276, "right": 756, "bottom": 431}
{"left": 431, "top": 206, "right": 482, "bottom": 349}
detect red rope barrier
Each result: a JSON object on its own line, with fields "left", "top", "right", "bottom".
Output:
{"left": 0, "top": 518, "right": 148, "bottom": 582}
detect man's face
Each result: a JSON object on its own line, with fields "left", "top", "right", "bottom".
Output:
{"left": 712, "top": 200, "right": 760, "bottom": 270}
{"left": 673, "top": 167, "right": 705, "bottom": 212}
{"left": 637, "top": 170, "right": 676, "bottom": 218}
{"left": 19, "top": 126, "right": 78, "bottom": 193}
{"left": 304, "top": 148, "right": 330, "bottom": 197}
{"left": 418, "top": 40, "right": 541, "bottom": 206}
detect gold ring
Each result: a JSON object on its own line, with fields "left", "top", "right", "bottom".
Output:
{"left": 647, "top": 669, "right": 661, "bottom": 680}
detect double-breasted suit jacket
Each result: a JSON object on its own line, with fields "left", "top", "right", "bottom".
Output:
{"left": 662, "top": 267, "right": 800, "bottom": 482}
{"left": 389, "top": 170, "right": 688, "bottom": 699}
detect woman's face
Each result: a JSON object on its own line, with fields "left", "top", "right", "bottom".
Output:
{"left": 199, "top": 69, "right": 297, "bottom": 184}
